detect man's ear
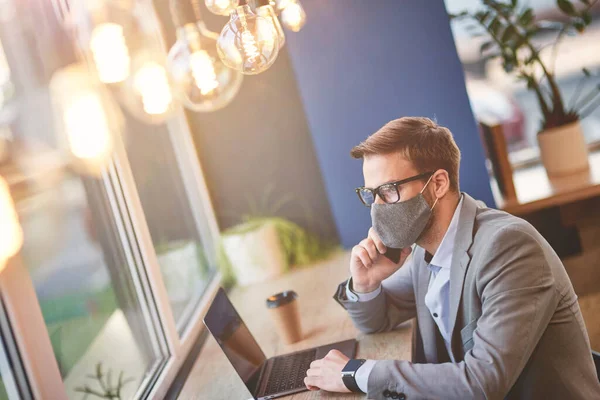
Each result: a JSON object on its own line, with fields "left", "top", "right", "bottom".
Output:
{"left": 432, "top": 169, "right": 451, "bottom": 198}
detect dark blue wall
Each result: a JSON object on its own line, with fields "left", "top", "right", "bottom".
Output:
{"left": 285, "top": 0, "right": 495, "bottom": 248}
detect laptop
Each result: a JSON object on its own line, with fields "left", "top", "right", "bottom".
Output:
{"left": 204, "top": 287, "right": 357, "bottom": 400}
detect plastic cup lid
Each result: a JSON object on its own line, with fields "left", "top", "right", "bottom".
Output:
{"left": 266, "top": 290, "right": 298, "bottom": 308}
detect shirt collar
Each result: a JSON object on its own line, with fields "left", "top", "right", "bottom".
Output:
{"left": 425, "top": 195, "right": 464, "bottom": 269}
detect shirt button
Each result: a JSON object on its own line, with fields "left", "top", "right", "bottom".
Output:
{"left": 399, "top": 394, "right": 406, "bottom": 400}
{"left": 433, "top": 313, "right": 438, "bottom": 318}
{"left": 391, "top": 393, "right": 399, "bottom": 399}
{"left": 383, "top": 390, "right": 391, "bottom": 398}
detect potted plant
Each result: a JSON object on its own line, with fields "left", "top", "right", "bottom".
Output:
{"left": 219, "top": 186, "right": 338, "bottom": 286}
{"left": 452, "top": 0, "right": 600, "bottom": 176}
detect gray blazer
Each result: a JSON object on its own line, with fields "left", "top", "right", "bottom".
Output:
{"left": 337, "top": 193, "right": 600, "bottom": 399}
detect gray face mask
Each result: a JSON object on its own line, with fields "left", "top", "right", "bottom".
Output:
{"left": 370, "top": 175, "right": 438, "bottom": 249}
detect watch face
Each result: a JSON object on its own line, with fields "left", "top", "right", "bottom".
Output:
{"left": 342, "top": 359, "right": 366, "bottom": 373}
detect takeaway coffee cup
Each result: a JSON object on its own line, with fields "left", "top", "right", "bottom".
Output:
{"left": 266, "top": 290, "right": 302, "bottom": 344}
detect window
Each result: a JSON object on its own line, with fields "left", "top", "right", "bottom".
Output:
{"left": 19, "top": 170, "right": 169, "bottom": 398}
{"left": 446, "top": 0, "right": 600, "bottom": 168}
{"left": 0, "top": 375, "right": 7, "bottom": 400}
{"left": 0, "top": 336, "right": 12, "bottom": 400}
{"left": 124, "top": 116, "right": 218, "bottom": 335}
{"left": 0, "top": 298, "right": 32, "bottom": 400}
{"left": 0, "top": 0, "right": 221, "bottom": 397}
{"left": 0, "top": 354, "right": 12, "bottom": 400}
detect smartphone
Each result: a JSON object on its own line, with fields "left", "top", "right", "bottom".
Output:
{"left": 382, "top": 247, "right": 402, "bottom": 264}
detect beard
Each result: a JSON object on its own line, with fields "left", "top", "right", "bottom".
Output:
{"left": 415, "top": 192, "right": 439, "bottom": 248}
{"left": 415, "top": 208, "right": 436, "bottom": 245}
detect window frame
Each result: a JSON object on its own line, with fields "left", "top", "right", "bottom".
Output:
{"left": 0, "top": 0, "right": 224, "bottom": 395}
{"left": 0, "top": 296, "right": 33, "bottom": 400}
{"left": 109, "top": 109, "right": 223, "bottom": 399}
{"left": 0, "top": 256, "right": 67, "bottom": 399}
{"left": 0, "top": 109, "right": 222, "bottom": 400}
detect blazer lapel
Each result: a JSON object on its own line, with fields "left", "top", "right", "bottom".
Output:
{"left": 414, "top": 247, "right": 439, "bottom": 362}
{"left": 448, "top": 194, "right": 478, "bottom": 348}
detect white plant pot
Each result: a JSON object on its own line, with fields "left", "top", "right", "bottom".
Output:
{"left": 538, "top": 121, "right": 589, "bottom": 177}
{"left": 157, "top": 241, "right": 203, "bottom": 304}
{"left": 222, "top": 222, "right": 287, "bottom": 286}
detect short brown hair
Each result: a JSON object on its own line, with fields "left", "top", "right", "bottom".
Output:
{"left": 350, "top": 117, "right": 461, "bottom": 192}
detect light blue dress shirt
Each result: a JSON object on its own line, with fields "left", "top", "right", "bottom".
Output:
{"left": 345, "top": 197, "right": 464, "bottom": 393}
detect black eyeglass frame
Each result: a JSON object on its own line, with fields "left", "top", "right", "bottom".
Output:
{"left": 355, "top": 171, "right": 435, "bottom": 207}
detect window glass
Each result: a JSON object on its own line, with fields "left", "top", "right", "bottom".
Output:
{"left": 125, "top": 120, "right": 217, "bottom": 334}
{"left": 0, "top": 375, "right": 8, "bottom": 400}
{"left": 19, "top": 170, "right": 168, "bottom": 399}
{"left": 0, "top": 301, "right": 24, "bottom": 400}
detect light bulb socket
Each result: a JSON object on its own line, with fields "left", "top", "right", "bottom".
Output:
{"left": 234, "top": 3, "right": 254, "bottom": 15}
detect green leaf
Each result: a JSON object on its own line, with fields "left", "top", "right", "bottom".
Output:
{"left": 501, "top": 25, "right": 518, "bottom": 42}
{"left": 574, "top": 21, "right": 586, "bottom": 32}
{"left": 488, "top": 16, "right": 503, "bottom": 37}
{"left": 526, "top": 78, "right": 536, "bottom": 89}
{"left": 514, "top": 35, "right": 529, "bottom": 49}
{"left": 582, "top": 12, "right": 592, "bottom": 25}
{"left": 517, "top": 74, "right": 535, "bottom": 89}
{"left": 557, "top": 0, "right": 577, "bottom": 16}
{"left": 518, "top": 8, "right": 534, "bottom": 26}
{"left": 511, "top": 0, "right": 518, "bottom": 7}
{"left": 448, "top": 11, "right": 469, "bottom": 20}
{"left": 475, "top": 10, "right": 491, "bottom": 24}
{"left": 583, "top": 67, "right": 591, "bottom": 77}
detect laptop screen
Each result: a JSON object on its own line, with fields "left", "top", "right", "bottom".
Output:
{"left": 204, "top": 288, "right": 267, "bottom": 397}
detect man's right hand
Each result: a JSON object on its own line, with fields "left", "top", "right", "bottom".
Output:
{"left": 350, "top": 228, "right": 412, "bottom": 293}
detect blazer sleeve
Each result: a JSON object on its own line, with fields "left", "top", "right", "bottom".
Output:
{"left": 366, "top": 226, "right": 558, "bottom": 400}
{"left": 334, "top": 256, "right": 417, "bottom": 334}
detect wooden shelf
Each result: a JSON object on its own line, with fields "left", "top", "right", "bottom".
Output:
{"left": 492, "top": 151, "right": 600, "bottom": 215}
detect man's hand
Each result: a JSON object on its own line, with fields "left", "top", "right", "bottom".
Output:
{"left": 351, "top": 228, "right": 412, "bottom": 293}
{"left": 304, "top": 350, "right": 351, "bottom": 393}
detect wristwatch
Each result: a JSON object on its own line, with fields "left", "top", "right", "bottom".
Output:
{"left": 341, "top": 359, "right": 367, "bottom": 393}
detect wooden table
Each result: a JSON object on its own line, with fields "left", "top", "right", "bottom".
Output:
{"left": 179, "top": 252, "right": 413, "bottom": 400}
{"left": 493, "top": 150, "right": 600, "bottom": 215}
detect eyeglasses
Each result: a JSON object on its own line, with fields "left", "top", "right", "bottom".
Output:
{"left": 355, "top": 172, "right": 434, "bottom": 207}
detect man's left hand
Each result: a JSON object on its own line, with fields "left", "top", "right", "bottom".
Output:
{"left": 304, "top": 350, "right": 352, "bottom": 393}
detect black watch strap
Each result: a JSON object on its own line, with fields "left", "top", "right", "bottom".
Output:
{"left": 341, "top": 359, "right": 367, "bottom": 393}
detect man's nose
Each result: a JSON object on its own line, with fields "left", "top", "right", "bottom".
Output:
{"left": 373, "top": 194, "right": 386, "bottom": 205}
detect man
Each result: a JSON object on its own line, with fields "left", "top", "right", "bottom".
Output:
{"left": 304, "top": 117, "right": 600, "bottom": 399}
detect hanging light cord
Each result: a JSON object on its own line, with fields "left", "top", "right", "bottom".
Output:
{"left": 190, "top": 0, "right": 202, "bottom": 21}
{"left": 169, "top": 0, "right": 183, "bottom": 28}
{"left": 170, "top": 0, "right": 206, "bottom": 28}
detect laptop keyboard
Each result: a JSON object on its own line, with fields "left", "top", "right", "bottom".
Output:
{"left": 264, "top": 349, "right": 317, "bottom": 395}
